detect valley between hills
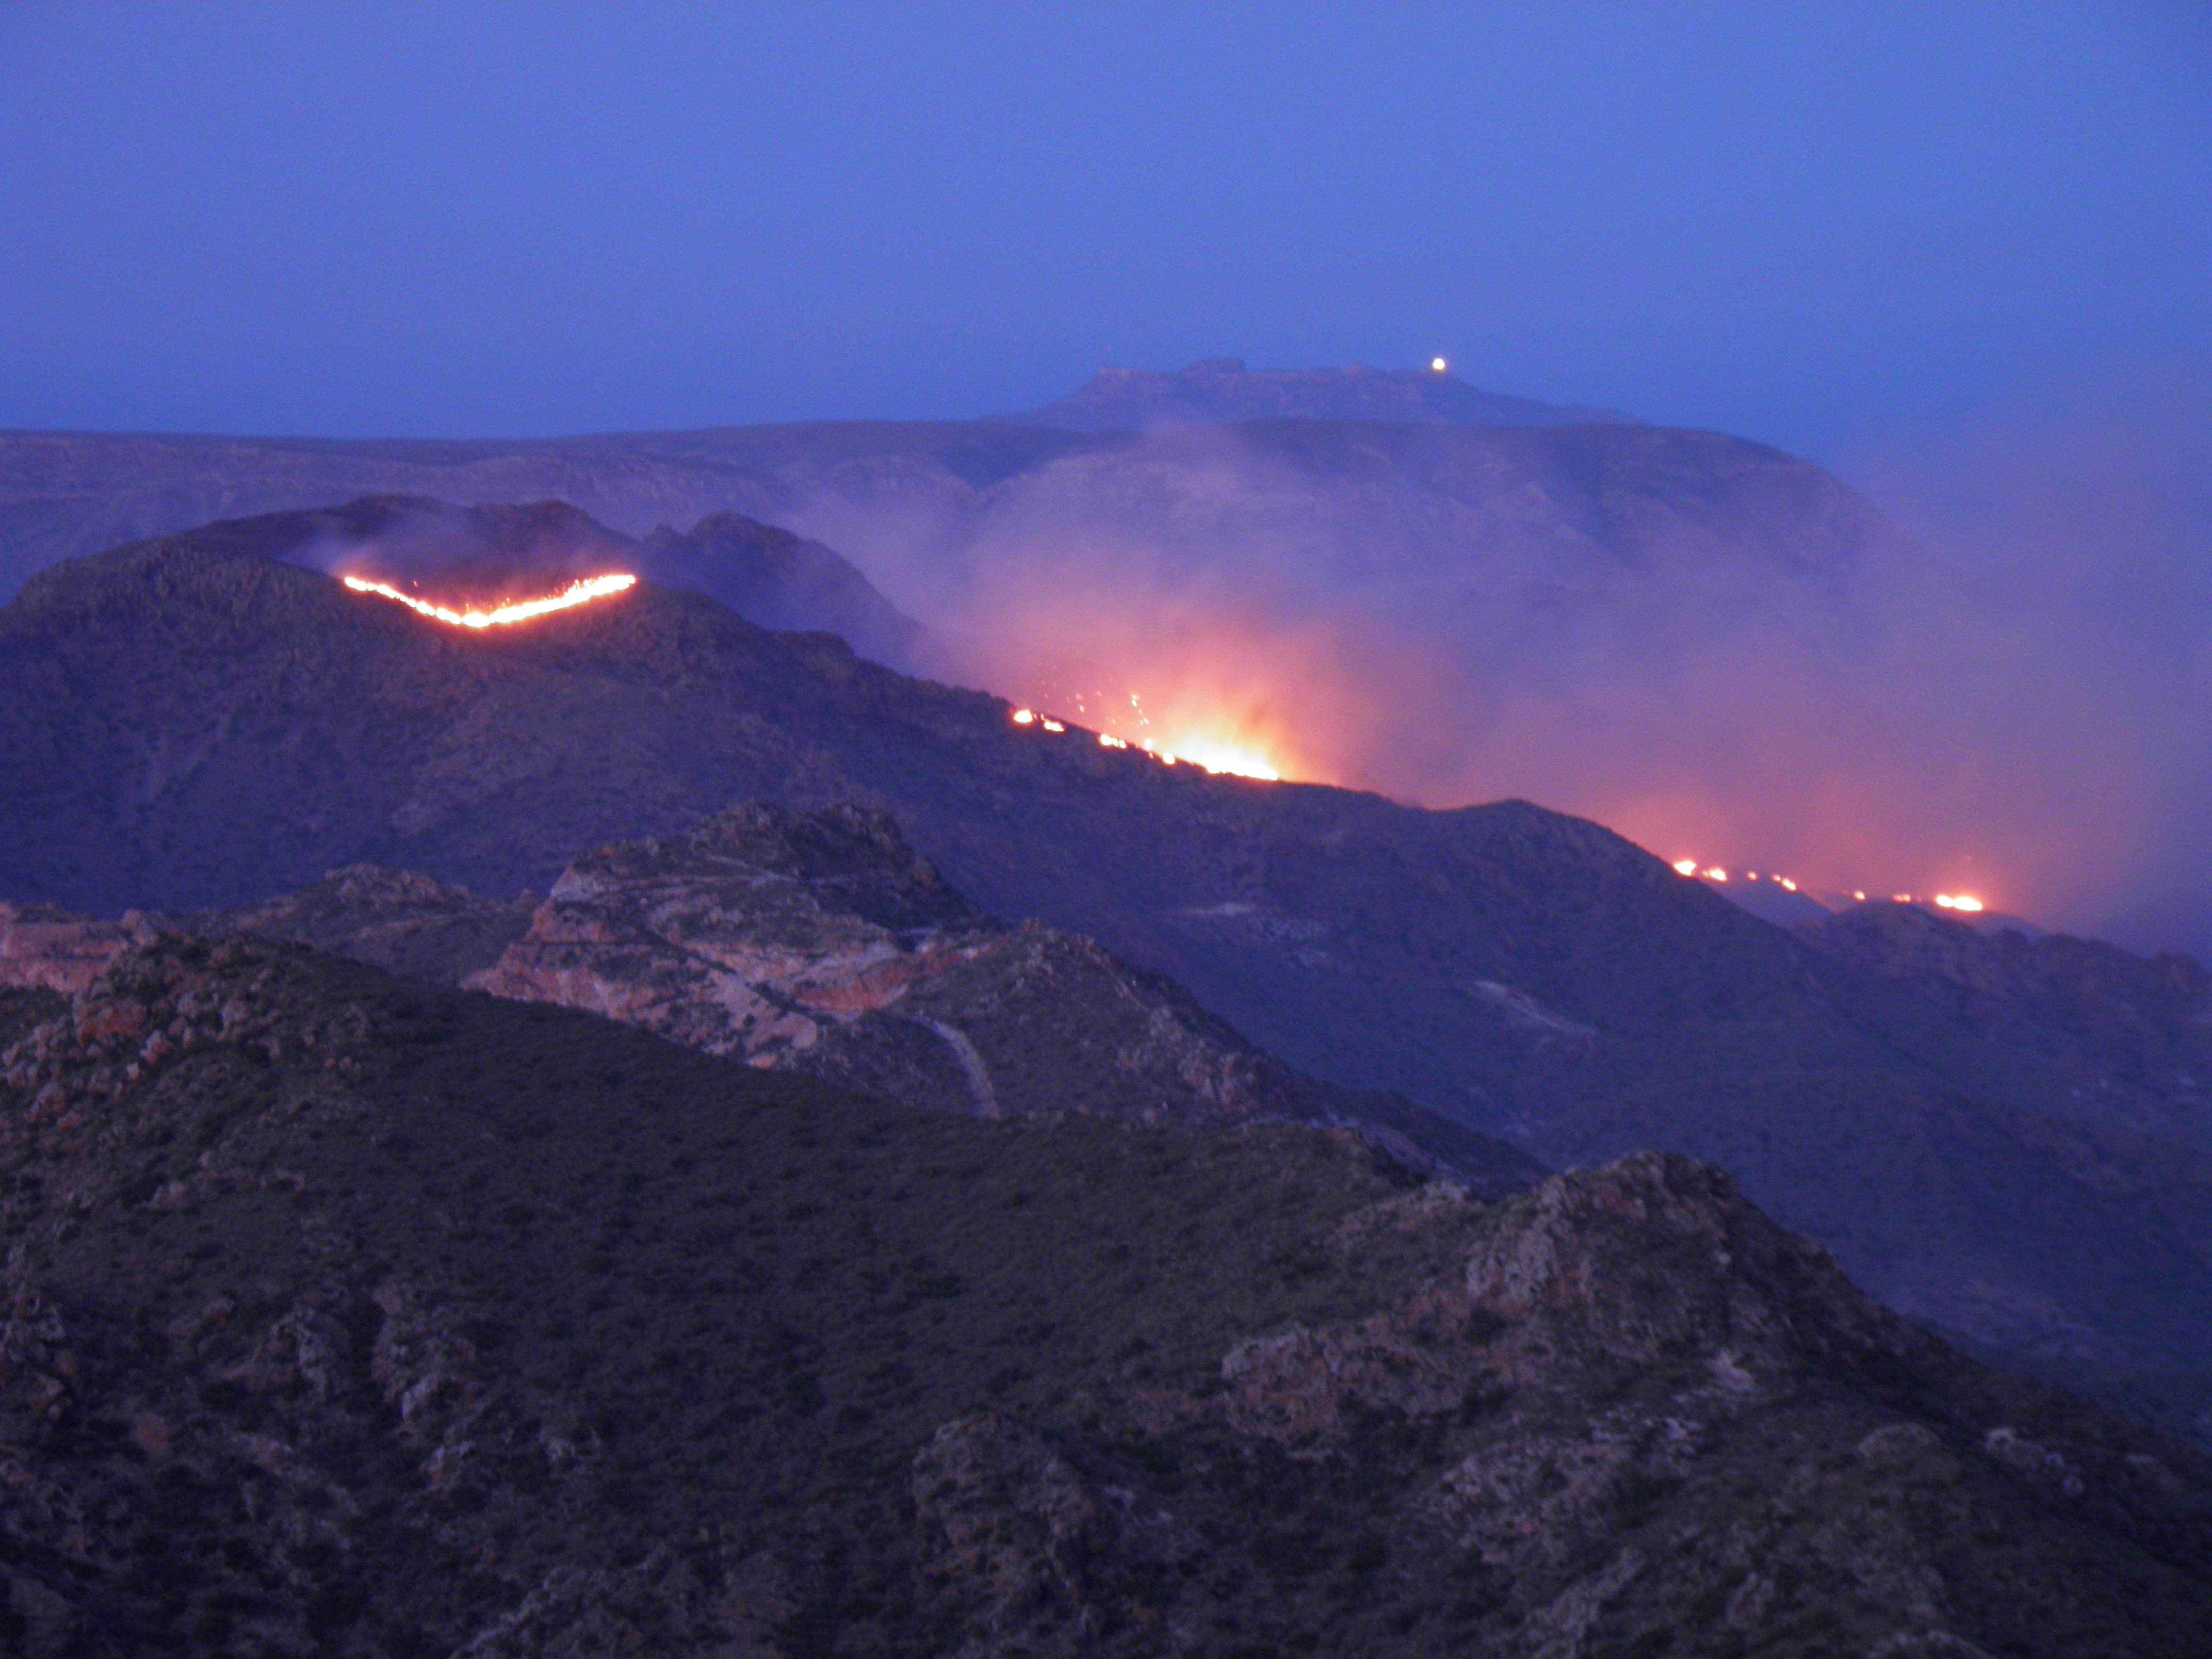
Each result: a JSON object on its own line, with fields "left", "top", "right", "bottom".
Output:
{"left": 4, "top": 391, "right": 2212, "bottom": 1654}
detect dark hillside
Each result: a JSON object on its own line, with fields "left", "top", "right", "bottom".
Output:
{"left": 4, "top": 933, "right": 2209, "bottom": 1656}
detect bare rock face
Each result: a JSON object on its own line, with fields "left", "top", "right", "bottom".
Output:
{"left": 1456, "top": 1152, "right": 1901, "bottom": 1379}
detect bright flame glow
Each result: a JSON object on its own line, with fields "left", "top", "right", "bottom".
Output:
{"left": 1672, "top": 858, "right": 1698, "bottom": 876}
{"left": 1005, "top": 689, "right": 1286, "bottom": 782}
{"left": 1703, "top": 867, "right": 1728, "bottom": 882}
{"left": 1778, "top": 877, "right": 1798, "bottom": 892}
{"left": 1430, "top": 356, "right": 1448, "bottom": 372}
{"left": 343, "top": 572, "right": 636, "bottom": 627}
{"left": 1154, "top": 735, "right": 1277, "bottom": 779}
{"left": 1934, "top": 894, "right": 1985, "bottom": 913}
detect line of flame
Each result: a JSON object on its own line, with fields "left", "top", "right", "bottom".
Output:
{"left": 1008, "top": 704, "right": 1282, "bottom": 779}
{"left": 1675, "top": 857, "right": 1985, "bottom": 914}
{"left": 342, "top": 572, "right": 637, "bottom": 627}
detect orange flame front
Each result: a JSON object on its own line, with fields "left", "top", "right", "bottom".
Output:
{"left": 342, "top": 572, "right": 637, "bottom": 627}
{"left": 1004, "top": 697, "right": 1286, "bottom": 781}
{"left": 1672, "top": 855, "right": 1988, "bottom": 918}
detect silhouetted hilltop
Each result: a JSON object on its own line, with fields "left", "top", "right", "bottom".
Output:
{"left": 1007, "top": 356, "right": 1640, "bottom": 429}
{"left": 635, "top": 510, "right": 921, "bottom": 664}
{"left": 147, "top": 492, "right": 925, "bottom": 665}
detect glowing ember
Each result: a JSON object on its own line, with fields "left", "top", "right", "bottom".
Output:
{"left": 1042, "top": 718, "right": 1066, "bottom": 733}
{"left": 1672, "top": 858, "right": 1698, "bottom": 876}
{"left": 1098, "top": 733, "right": 1128, "bottom": 749}
{"left": 343, "top": 572, "right": 636, "bottom": 627}
{"left": 1430, "top": 356, "right": 1449, "bottom": 372}
{"left": 1703, "top": 867, "right": 1728, "bottom": 882}
{"left": 1934, "top": 894, "right": 1985, "bottom": 913}
{"left": 1012, "top": 708, "right": 1036, "bottom": 725}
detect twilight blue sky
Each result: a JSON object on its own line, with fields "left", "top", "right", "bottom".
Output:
{"left": 3, "top": 1, "right": 2208, "bottom": 460}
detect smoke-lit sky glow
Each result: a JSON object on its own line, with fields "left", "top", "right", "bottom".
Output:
{"left": 6, "top": 3, "right": 2212, "bottom": 950}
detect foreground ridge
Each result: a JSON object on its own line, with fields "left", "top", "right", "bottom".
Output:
{"left": 1, "top": 933, "right": 2209, "bottom": 1654}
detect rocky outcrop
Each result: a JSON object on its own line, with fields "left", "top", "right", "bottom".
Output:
{"left": 0, "top": 901, "right": 155, "bottom": 996}
{"left": 199, "top": 863, "right": 534, "bottom": 985}
{"left": 894, "top": 1151, "right": 2212, "bottom": 1657}
{"left": 467, "top": 803, "right": 987, "bottom": 1066}
{"left": 1214, "top": 1154, "right": 1907, "bottom": 1451}
{"left": 464, "top": 804, "right": 1544, "bottom": 1194}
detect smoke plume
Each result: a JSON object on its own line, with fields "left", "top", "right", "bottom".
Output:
{"left": 780, "top": 383, "right": 2212, "bottom": 956}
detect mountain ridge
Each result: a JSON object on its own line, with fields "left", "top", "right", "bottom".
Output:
{"left": 6, "top": 508, "right": 2212, "bottom": 1433}
{"left": 3, "top": 926, "right": 2209, "bottom": 1655}
{"left": 1004, "top": 356, "right": 1642, "bottom": 430}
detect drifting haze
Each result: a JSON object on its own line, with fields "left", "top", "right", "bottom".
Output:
{"left": 776, "top": 379, "right": 2212, "bottom": 956}
{"left": 1840, "top": 373, "right": 2212, "bottom": 950}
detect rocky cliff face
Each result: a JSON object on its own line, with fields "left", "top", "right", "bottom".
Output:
{"left": 3, "top": 933, "right": 2209, "bottom": 1656}
{"left": 468, "top": 804, "right": 985, "bottom": 1066}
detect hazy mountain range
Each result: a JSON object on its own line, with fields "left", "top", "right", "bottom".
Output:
{"left": 5, "top": 499, "right": 2210, "bottom": 1444}
{"left": 0, "top": 361, "right": 1641, "bottom": 596}
{"left": 1005, "top": 356, "right": 1643, "bottom": 429}
{"left": 11, "top": 362, "right": 2102, "bottom": 965}
{"left": 7, "top": 371, "right": 2212, "bottom": 1652}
